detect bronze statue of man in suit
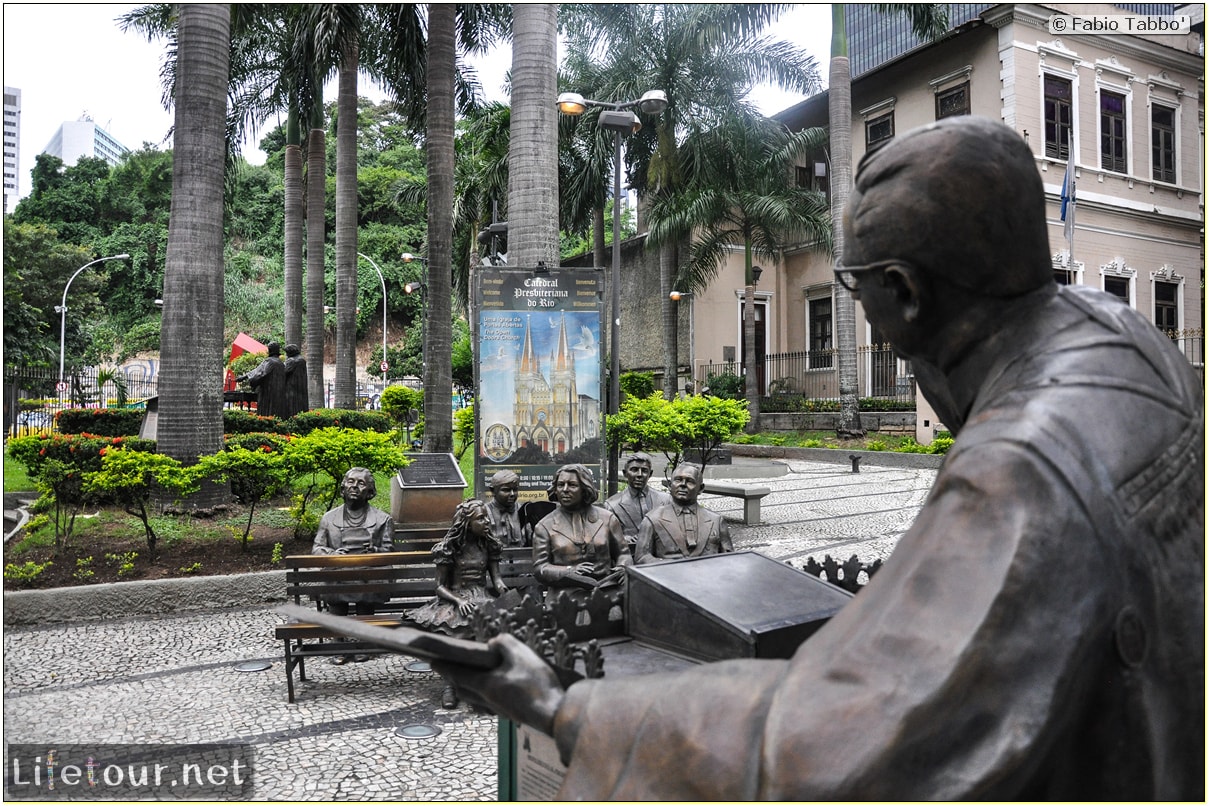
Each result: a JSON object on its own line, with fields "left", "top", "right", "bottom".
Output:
{"left": 604, "top": 452, "right": 672, "bottom": 545}
{"left": 634, "top": 463, "right": 731, "bottom": 564}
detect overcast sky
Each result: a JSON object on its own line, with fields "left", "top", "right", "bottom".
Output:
{"left": 3, "top": 3, "right": 831, "bottom": 204}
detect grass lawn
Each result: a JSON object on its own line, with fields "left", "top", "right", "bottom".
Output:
{"left": 3, "top": 452, "right": 36, "bottom": 492}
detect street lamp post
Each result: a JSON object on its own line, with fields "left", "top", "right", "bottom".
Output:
{"left": 402, "top": 253, "right": 427, "bottom": 380}
{"left": 356, "top": 253, "right": 389, "bottom": 381}
{"left": 557, "top": 89, "right": 668, "bottom": 495}
{"left": 56, "top": 254, "right": 129, "bottom": 394}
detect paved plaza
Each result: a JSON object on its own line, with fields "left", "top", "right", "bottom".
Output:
{"left": 3, "top": 455, "right": 939, "bottom": 801}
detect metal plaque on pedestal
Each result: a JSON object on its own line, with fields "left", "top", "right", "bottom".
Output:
{"left": 626, "top": 550, "right": 854, "bottom": 662}
{"left": 390, "top": 453, "right": 467, "bottom": 527}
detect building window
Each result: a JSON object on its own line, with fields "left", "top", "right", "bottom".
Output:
{"left": 1151, "top": 104, "right": 1176, "bottom": 183}
{"left": 1100, "top": 90, "right": 1127, "bottom": 173}
{"left": 1044, "top": 75, "right": 1073, "bottom": 160}
{"left": 936, "top": 83, "right": 969, "bottom": 119}
{"left": 866, "top": 112, "right": 894, "bottom": 148}
{"left": 807, "top": 296, "right": 833, "bottom": 369}
{"left": 1104, "top": 276, "right": 1130, "bottom": 304}
{"left": 1154, "top": 281, "right": 1178, "bottom": 332}
{"left": 1054, "top": 268, "right": 1075, "bottom": 285}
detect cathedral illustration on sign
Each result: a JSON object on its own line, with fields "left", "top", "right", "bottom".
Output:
{"left": 512, "top": 313, "right": 600, "bottom": 455}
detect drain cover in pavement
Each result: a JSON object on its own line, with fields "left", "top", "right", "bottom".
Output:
{"left": 404, "top": 660, "right": 432, "bottom": 673}
{"left": 234, "top": 661, "right": 271, "bottom": 672}
{"left": 395, "top": 724, "right": 442, "bottom": 740}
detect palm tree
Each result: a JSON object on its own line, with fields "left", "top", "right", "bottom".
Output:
{"left": 829, "top": 4, "right": 948, "bottom": 437}
{"left": 560, "top": 4, "right": 822, "bottom": 399}
{"left": 305, "top": 81, "right": 327, "bottom": 408}
{"left": 157, "top": 4, "right": 229, "bottom": 504}
{"left": 373, "top": 3, "right": 506, "bottom": 451}
{"left": 508, "top": 3, "right": 561, "bottom": 270}
{"left": 421, "top": 2, "right": 458, "bottom": 453}
{"left": 652, "top": 114, "right": 831, "bottom": 431}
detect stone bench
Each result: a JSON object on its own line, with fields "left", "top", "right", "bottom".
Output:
{"left": 700, "top": 480, "right": 772, "bottom": 526}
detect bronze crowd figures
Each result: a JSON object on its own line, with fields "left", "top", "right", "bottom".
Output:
{"left": 408, "top": 499, "right": 509, "bottom": 707}
{"left": 634, "top": 463, "right": 732, "bottom": 564}
{"left": 603, "top": 452, "right": 672, "bottom": 545}
{"left": 433, "top": 117, "right": 1205, "bottom": 800}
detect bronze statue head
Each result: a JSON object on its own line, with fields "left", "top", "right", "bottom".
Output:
{"left": 553, "top": 464, "right": 598, "bottom": 509}
{"left": 843, "top": 117, "right": 1053, "bottom": 299}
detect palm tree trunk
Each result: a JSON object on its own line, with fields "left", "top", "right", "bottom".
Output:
{"left": 830, "top": 4, "right": 864, "bottom": 437}
{"left": 508, "top": 3, "right": 560, "bottom": 269}
{"left": 305, "top": 105, "right": 326, "bottom": 410}
{"left": 743, "top": 247, "right": 760, "bottom": 432}
{"left": 158, "top": 3, "right": 229, "bottom": 506}
{"left": 333, "top": 41, "right": 358, "bottom": 410}
{"left": 283, "top": 108, "right": 303, "bottom": 347}
{"left": 423, "top": 3, "right": 456, "bottom": 453}
{"left": 592, "top": 206, "right": 606, "bottom": 270}
{"left": 660, "top": 241, "right": 679, "bottom": 400}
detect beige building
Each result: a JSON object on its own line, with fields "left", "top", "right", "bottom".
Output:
{"left": 673, "top": 3, "right": 1203, "bottom": 437}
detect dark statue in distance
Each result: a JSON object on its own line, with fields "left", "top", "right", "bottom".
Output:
{"left": 236, "top": 341, "right": 288, "bottom": 420}
{"left": 282, "top": 342, "right": 308, "bottom": 420}
{"left": 434, "top": 117, "right": 1204, "bottom": 800}
{"left": 634, "top": 463, "right": 732, "bottom": 564}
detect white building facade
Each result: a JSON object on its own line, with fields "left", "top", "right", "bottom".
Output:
{"left": 42, "top": 116, "right": 129, "bottom": 169}
{"left": 4, "top": 86, "right": 20, "bottom": 214}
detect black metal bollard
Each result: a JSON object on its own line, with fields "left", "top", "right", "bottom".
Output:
{"left": 849, "top": 454, "right": 861, "bottom": 473}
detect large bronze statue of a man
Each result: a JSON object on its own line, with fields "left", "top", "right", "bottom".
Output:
{"left": 434, "top": 117, "right": 1204, "bottom": 800}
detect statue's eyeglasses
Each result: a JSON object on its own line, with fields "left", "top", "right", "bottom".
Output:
{"left": 833, "top": 260, "right": 900, "bottom": 294}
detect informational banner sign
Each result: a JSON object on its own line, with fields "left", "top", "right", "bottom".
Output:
{"left": 474, "top": 267, "right": 605, "bottom": 501}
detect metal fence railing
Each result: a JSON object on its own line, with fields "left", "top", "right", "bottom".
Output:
{"left": 1167, "top": 330, "right": 1204, "bottom": 380}
{"left": 699, "top": 344, "right": 916, "bottom": 407}
{"left": 3, "top": 365, "right": 158, "bottom": 438}
{"left": 698, "top": 329, "right": 1205, "bottom": 407}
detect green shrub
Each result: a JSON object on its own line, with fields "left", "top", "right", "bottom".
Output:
{"left": 228, "top": 350, "right": 267, "bottom": 379}
{"left": 55, "top": 408, "right": 145, "bottom": 436}
{"left": 73, "top": 556, "right": 96, "bottom": 582}
{"left": 195, "top": 444, "right": 292, "bottom": 550}
{"left": 83, "top": 448, "right": 197, "bottom": 560}
{"left": 4, "top": 560, "right": 52, "bottom": 584}
{"left": 223, "top": 409, "right": 284, "bottom": 435}
{"left": 705, "top": 372, "right": 744, "bottom": 400}
{"left": 453, "top": 405, "right": 475, "bottom": 460}
{"left": 280, "top": 426, "right": 409, "bottom": 512}
{"left": 223, "top": 432, "right": 289, "bottom": 453}
{"left": 285, "top": 408, "right": 393, "bottom": 435}
{"left": 178, "top": 562, "right": 203, "bottom": 575}
{"left": 271, "top": 542, "right": 284, "bottom": 565}
{"left": 619, "top": 371, "right": 655, "bottom": 401}
{"left": 105, "top": 551, "right": 138, "bottom": 577}
{"left": 606, "top": 393, "right": 750, "bottom": 471}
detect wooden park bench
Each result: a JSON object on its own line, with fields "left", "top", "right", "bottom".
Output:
{"left": 274, "top": 533, "right": 537, "bottom": 703}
